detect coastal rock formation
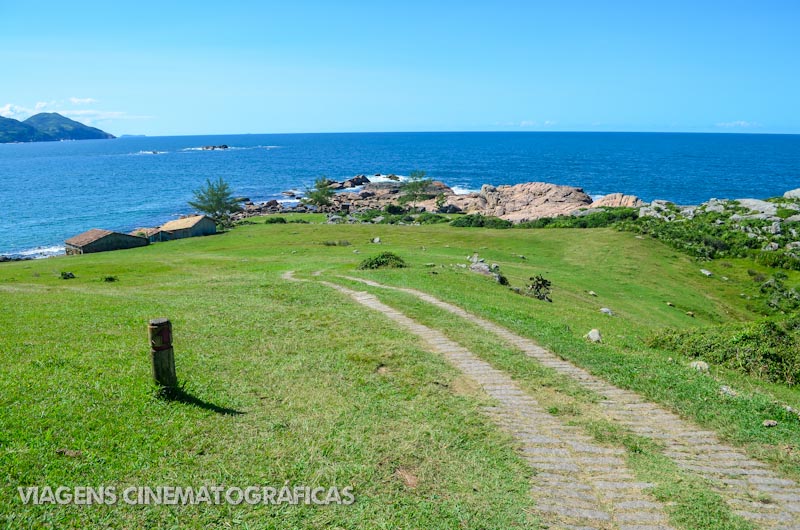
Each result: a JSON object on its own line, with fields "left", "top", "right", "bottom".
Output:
{"left": 435, "top": 182, "right": 594, "bottom": 222}
{"left": 590, "top": 193, "right": 644, "bottom": 209}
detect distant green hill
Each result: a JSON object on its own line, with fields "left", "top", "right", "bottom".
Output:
{"left": 0, "top": 116, "right": 54, "bottom": 143}
{"left": 0, "top": 113, "right": 114, "bottom": 143}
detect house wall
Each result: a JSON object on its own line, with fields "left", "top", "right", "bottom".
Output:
{"left": 161, "top": 218, "right": 216, "bottom": 241}
{"left": 81, "top": 234, "right": 148, "bottom": 254}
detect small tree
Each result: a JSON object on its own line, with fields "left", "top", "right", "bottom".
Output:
{"left": 188, "top": 177, "right": 242, "bottom": 227}
{"left": 399, "top": 170, "right": 434, "bottom": 208}
{"left": 526, "top": 275, "right": 552, "bottom": 302}
{"left": 302, "top": 177, "right": 334, "bottom": 207}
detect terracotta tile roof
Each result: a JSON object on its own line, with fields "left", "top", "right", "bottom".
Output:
{"left": 64, "top": 228, "right": 113, "bottom": 247}
{"left": 160, "top": 215, "right": 211, "bottom": 231}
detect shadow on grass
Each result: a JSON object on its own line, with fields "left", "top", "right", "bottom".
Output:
{"left": 157, "top": 385, "right": 244, "bottom": 416}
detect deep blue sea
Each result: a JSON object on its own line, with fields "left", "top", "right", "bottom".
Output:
{"left": 1, "top": 132, "right": 799, "bottom": 258}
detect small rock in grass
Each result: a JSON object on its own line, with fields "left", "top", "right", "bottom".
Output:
{"left": 666, "top": 301, "right": 674, "bottom": 307}
{"left": 585, "top": 329, "right": 602, "bottom": 343}
{"left": 763, "top": 419, "right": 778, "bottom": 428}
{"left": 588, "top": 290, "right": 597, "bottom": 297}
{"left": 686, "top": 311, "right": 695, "bottom": 317}
{"left": 690, "top": 360, "right": 709, "bottom": 372}
{"left": 424, "top": 263, "right": 435, "bottom": 267}
{"left": 700, "top": 269, "right": 713, "bottom": 277}
{"left": 720, "top": 385, "right": 738, "bottom": 397}
{"left": 371, "top": 237, "right": 381, "bottom": 244}
{"left": 353, "top": 249, "right": 360, "bottom": 254}
{"left": 55, "top": 448, "right": 82, "bottom": 458}
{"left": 518, "top": 255, "right": 526, "bottom": 260}
{"left": 667, "top": 357, "right": 674, "bottom": 363}
{"left": 600, "top": 307, "right": 614, "bottom": 316}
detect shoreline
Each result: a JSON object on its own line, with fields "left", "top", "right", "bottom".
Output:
{"left": 3, "top": 174, "right": 799, "bottom": 261}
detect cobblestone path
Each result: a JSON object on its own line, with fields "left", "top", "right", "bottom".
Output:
{"left": 340, "top": 276, "right": 800, "bottom": 529}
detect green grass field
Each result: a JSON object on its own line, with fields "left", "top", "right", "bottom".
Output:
{"left": 1, "top": 216, "right": 799, "bottom": 529}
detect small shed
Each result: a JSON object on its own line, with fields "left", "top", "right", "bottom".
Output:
{"left": 65, "top": 229, "right": 149, "bottom": 255}
{"left": 158, "top": 215, "right": 217, "bottom": 241}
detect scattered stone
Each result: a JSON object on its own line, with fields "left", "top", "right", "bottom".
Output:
{"left": 667, "top": 357, "right": 674, "bottom": 363}
{"left": 424, "top": 263, "right": 435, "bottom": 267}
{"left": 763, "top": 419, "right": 778, "bottom": 428}
{"left": 700, "top": 269, "right": 713, "bottom": 277}
{"left": 456, "top": 263, "right": 467, "bottom": 268}
{"left": 600, "top": 307, "right": 614, "bottom": 316}
{"left": 763, "top": 242, "right": 780, "bottom": 251}
{"left": 517, "top": 255, "right": 526, "bottom": 260}
{"left": 588, "top": 290, "right": 597, "bottom": 297}
{"left": 353, "top": 250, "right": 360, "bottom": 254}
{"left": 585, "top": 329, "right": 602, "bottom": 343}
{"left": 666, "top": 301, "right": 674, "bottom": 307}
{"left": 470, "top": 262, "right": 493, "bottom": 276}
{"left": 372, "top": 216, "right": 385, "bottom": 223}
{"left": 371, "top": 237, "right": 381, "bottom": 244}
{"left": 686, "top": 311, "right": 695, "bottom": 317}
{"left": 690, "top": 360, "right": 709, "bottom": 372}
{"left": 720, "top": 385, "right": 738, "bottom": 397}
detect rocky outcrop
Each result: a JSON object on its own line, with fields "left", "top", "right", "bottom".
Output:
{"left": 431, "top": 182, "right": 594, "bottom": 222}
{"left": 233, "top": 175, "right": 644, "bottom": 223}
{"left": 590, "top": 193, "right": 644, "bottom": 209}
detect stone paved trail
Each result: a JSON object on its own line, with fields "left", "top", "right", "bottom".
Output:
{"left": 283, "top": 272, "right": 674, "bottom": 529}
{"left": 341, "top": 276, "right": 800, "bottom": 529}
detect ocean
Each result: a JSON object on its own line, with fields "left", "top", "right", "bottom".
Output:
{"left": 1, "top": 131, "right": 798, "bottom": 258}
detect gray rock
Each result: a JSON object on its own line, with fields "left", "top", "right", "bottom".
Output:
{"left": 769, "top": 222, "right": 782, "bottom": 235}
{"left": 700, "top": 269, "right": 713, "bottom": 277}
{"left": 762, "top": 419, "right": 778, "bottom": 428}
{"left": 372, "top": 216, "right": 385, "bottom": 223}
{"left": 763, "top": 242, "right": 780, "bottom": 251}
{"left": 588, "top": 290, "right": 598, "bottom": 297}
{"left": 371, "top": 237, "right": 381, "bottom": 244}
{"left": 585, "top": 329, "right": 602, "bottom": 343}
{"left": 600, "top": 307, "right": 614, "bottom": 316}
{"left": 720, "top": 385, "right": 738, "bottom": 397}
{"left": 690, "top": 360, "right": 709, "bottom": 372}
{"left": 784, "top": 188, "right": 800, "bottom": 199}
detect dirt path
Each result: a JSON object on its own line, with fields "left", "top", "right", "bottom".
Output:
{"left": 284, "top": 271, "right": 674, "bottom": 529}
{"left": 340, "top": 275, "right": 800, "bottom": 529}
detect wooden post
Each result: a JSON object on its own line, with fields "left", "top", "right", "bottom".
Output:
{"left": 148, "top": 318, "right": 178, "bottom": 389}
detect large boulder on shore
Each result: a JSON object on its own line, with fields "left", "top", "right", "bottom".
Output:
{"left": 784, "top": 188, "right": 800, "bottom": 199}
{"left": 447, "top": 182, "right": 593, "bottom": 222}
{"left": 589, "top": 193, "right": 644, "bottom": 209}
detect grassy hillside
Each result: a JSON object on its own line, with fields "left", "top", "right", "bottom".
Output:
{"left": 1, "top": 218, "right": 799, "bottom": 528}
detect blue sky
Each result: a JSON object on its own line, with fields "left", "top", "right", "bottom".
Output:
{"left": 1, "top": 0, "right": 798, "bottom": 135}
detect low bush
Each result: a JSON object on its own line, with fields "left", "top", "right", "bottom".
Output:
{"left": 450, "top": 214, "right": 512, "bottom": 229}
{"left": 416, "top": 212, "right": 449, "bottom": 225}
{"left": 358, "top": 252, "right": 407, "bottom": 270}
{"left": 649, "top": 317, "right": 800, "bottom": 385}
{"left": 264, "top": 216, "right": 287, "bottom": 224}
{"left": 517, "top": 208, "right": 639, "bottom": 229}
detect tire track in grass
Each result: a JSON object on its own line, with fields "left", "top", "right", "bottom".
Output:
{"left": 284, "top": 272, "right": 674, "bottom": 529}
{"left": 339, "top": 275, "right": 800, "bottom": 529}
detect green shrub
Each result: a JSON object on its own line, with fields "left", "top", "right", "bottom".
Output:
{"left": 264, "top": 216, "right": 287, "bottom": 224}
{"left": 649, "top": 317, "right": 800, "bottom": 385}
{"left": 321, "top": 240, "right": 351, "bottom": 247}
{"left": 384, "top": 204, "right": 406, "bottom": 215}
{"left": 358, "top": 252, "right": 407, "bottom": 270}
{"left": 288, "top": 218, "right": 309, "bottom": 224}
{"left": 450, "top": 214, "right": 512, "bottom": 229}
{"left": 517, "top": 208, "right": 639, "bottom": 229}
{"left": 416, "top": 212, "right": 448, "bottom": 225}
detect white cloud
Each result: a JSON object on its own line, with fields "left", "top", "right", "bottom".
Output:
{"left": 69, "top": 97, "right": 98, "bottom": 105}
{"left": 543, "top": 120, "right": 557, "bottom": 126}
{"left": 0, "top": 103, "right": 33, "bottom": 118}
{"left": 35, "top": 101, "right": 50, "bottom": 111}
{"left": 716, "top": 120, "right": 760, "bottom": 129}
{"left": 59, "top": 109, "right": 151, "bottom": 125}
